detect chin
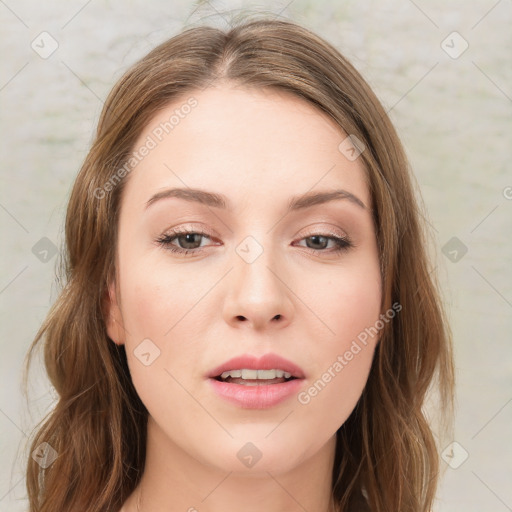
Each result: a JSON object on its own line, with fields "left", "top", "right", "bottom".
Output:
{"left": 202, "top": 436, "right": 311, "bottom": 476}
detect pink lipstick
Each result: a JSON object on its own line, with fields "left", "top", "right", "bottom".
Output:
{"left": 207, "top": 353, "right": 305, "bottom": 409}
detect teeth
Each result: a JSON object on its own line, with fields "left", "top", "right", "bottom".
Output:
{"left": 223, "top": 369, "right": 242, "bottom": 378}
{"left": 242, "top": 369, "right": 258, "bottom": 379}
{"left": 219, "top": 369, "right": 294, "bottom": 380}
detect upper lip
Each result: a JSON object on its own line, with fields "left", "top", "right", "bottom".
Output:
{"left": 208, "top": 353, "right": 306, "bottom": 379}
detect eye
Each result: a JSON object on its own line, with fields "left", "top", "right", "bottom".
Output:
{"left": 155, "top": 228, "right": 214, "bottom": 255}
{"left": 293, "top": 233, "right": 353, "bottom": 254}
{"left": 155, "top": 228, "right": 354, "bottom": 256}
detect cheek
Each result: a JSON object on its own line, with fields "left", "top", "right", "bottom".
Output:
{"left": 295, "top": 288, "right": 381, "bottom": 436}
{"left": 299, "top": 256, "right": 382, "bottom": 346}
{"left": 336, "top": 270, "right": 382, "bottom": 343}
{"left": 294, "top": 345, "right": 374, "bottom": 448}
{"left": 117, "top": 255, "right": 215, "bottom": 395}
{"left": 117, "top": 263, "right": 202, "bottom": 420}
{"left": 119, "top": 256, "right": 209, "bottom": 341}
{"left": 292, "top": 256, "right": 381, "bottom": 424}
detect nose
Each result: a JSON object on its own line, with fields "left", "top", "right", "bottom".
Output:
{"left": 222, "top": 246, "right": 294, "bottom": 331}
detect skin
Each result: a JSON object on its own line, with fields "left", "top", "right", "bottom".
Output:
{"left": 106, "top": 82, "right": 382, "bottom": 512}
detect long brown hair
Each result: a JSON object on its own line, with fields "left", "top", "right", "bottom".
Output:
{"left": 23, "top": 15, "right": 454, "bottom": 512}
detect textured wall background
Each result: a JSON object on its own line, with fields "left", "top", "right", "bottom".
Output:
{"left": 1, "top": 1, "right": 511, "bottom": 511}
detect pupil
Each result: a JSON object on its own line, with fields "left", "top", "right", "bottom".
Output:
{"left": 308, "top": 235, "right": 326, "bottom": 249}
{"left": 180, "top": 233, "right": 200, "bottom": 249}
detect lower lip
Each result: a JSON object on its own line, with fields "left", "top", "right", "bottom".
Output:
{"left": 208, "top": 378, "right": 304, "bottom": 409}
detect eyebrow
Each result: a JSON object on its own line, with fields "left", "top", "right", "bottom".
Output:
{"left": 145, "top": 187, "right": 367, "bottom": 212}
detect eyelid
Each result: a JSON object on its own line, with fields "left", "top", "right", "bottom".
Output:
{"left": 161, "top": 223, "right": 216, "bottom": 238}
{"left": 298, "top": 224, "right": 347, "bottom": 239}
{"left": 293, "top": 220, "right": 353, "bottom": 243}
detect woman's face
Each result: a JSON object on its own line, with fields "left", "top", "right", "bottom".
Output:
{"left": 106, "top": 83, "right": 382, "bottom": 474}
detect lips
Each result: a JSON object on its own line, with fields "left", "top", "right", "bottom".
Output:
{"left": 207, "top": 353, "right": 306, "bottom": 380}
{"left": 206, "top": 353, "right": 306, "bottom": 409}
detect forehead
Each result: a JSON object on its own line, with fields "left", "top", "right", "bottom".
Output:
{"left": 122, "top": 84, "right": 370, "bottom": 211}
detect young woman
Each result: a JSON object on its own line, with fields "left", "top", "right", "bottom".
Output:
{"left": 24, "top": 16, "right": 455, "bottom": 512}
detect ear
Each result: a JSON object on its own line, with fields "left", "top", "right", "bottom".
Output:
{"left": 103, "top": 280, "right": 125, "bottom": 346}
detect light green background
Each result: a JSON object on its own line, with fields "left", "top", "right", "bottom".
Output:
{"left": 1, "top": 1, "right": 511, "bottom": 511}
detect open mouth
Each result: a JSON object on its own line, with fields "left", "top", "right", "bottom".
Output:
{"left": 213, "top": 369, "right": 299, "bottom": 386}
{"left": 208, "top": 362, "right": 305, "bottom": 408}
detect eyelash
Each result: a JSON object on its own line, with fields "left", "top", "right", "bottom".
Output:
{"left": 155, "top": 228, "right": 354, "bottom": 257}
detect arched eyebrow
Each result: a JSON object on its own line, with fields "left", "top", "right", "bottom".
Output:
{"left": 145, "top": 187, "right": 367, "bottom": 211}
{"left": 289, "top": 189, "right": 366, "bottom": 210}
